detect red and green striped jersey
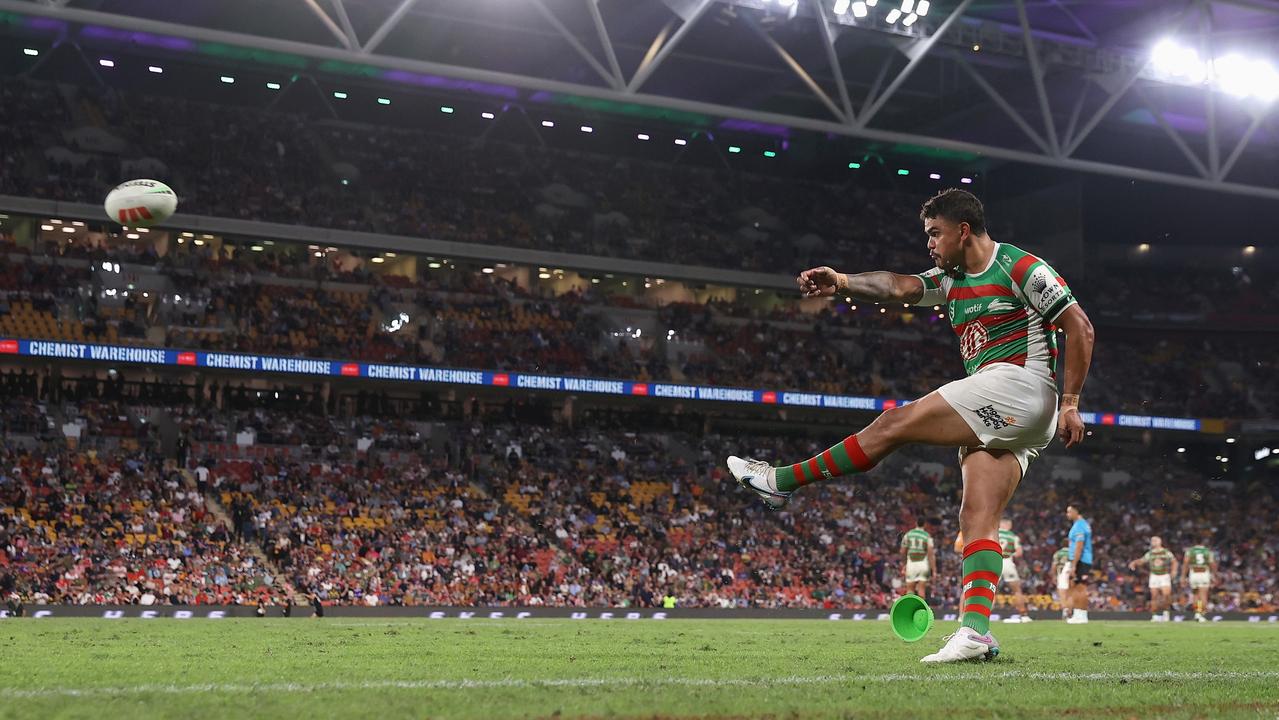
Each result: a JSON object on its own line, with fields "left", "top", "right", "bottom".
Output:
{"left": 998, "top": 529, "right": 1021, "bottom": 558}
{"left": 913, "top": 243, "right": 1076, "bottom": 380}
{"left": 901, "top": 527, "right": 933, "bottom": 561}
{"left": 1143, "top": 548, "right": 1175, "bottom": 575}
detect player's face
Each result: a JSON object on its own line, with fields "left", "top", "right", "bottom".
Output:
{"left": 924, "top": 216, "right": 968, "bottom": 271}
{"left": 1151, "top": 537, "right": 1163, "bottom": 549}
{"left": 1066, "top": 506, "right": 1078, "bottom": 520}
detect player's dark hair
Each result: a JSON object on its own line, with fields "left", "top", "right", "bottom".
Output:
{"left": 1068, "top": 500, "right": 1084, "bottom": 514}
{"left": 920, "top": 189, "right": 987, "bottom": 235}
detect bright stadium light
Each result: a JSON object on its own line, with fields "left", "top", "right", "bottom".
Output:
{"left": 148, "top": 66, "right": 163, "bottom": 74}
{"left": 902, "top": 13, "right": 918, "bottom": 26}
{"left": 1213, "top": 54, "right": 1279, "bottom": 101}
{"left": 440, "top": 106, "right": 454, "bottom": 113}
{"left": 960, "top": 177, "right": 973, "bottom": 184}
{"left": 848, "top": 162, "right": 861, "bottom": 169}
{"left": 901, "top": 0, "right": 914, "bottom": 13}
{"left": 867, "top": 0, "right": 878, "bottom": 6}
{"left": 377, "top": 98, "right": 391, "bottom": 105}
{"left": 99, "top": 59, "right": 115, "bottom": 67}
{"left": 580, "top": 125, "right": 593, "bottom": 133}
{"left": 637, "top": 133, "right": 650, "bottom": 140}
{"left": 1257, "top": 447, "right": 1272, "bottom": 460}
{"left": 23, "top": 48, "right": 38, "bottom": 56}
{"left": 266, "top": 82, "right": 281, "bottom": 90}
{"left": 885, "top": 8, "right": 902, "bottom": 23}
{"left": 833, "top": 0, "right": 851, "bottom": 13}
{"left": 778, "top": 0, "right": 798, "bottom": 6}
{"left": 928, "top": 172, "right": 941, "bottom": 180}
{"left": 852, "top": 2, "right": 868, "bottom": 17}
{"left": 1151, "top": 39, "right": 1207, "bottom": 84}
{"left": 917, "top": 0, "right": 930, "bottom": 15}
{"left": 542, "top": 120, "right": 554, "bottom": 127}
{"left": 674, "top": 138, "right": 687, "bottom": 145}
{"left": 220, "top": 75, "right": 235, "bottom": 84}
{"left": 481, "top": 111, "right": 495, "bottom": 119}
{"left": 333, "top": 91, "right": 348, "bottom": 99}
{"left": 728, "top": 146, "right": 742, "bottom": 153}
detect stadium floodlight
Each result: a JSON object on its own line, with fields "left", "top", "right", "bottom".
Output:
{"left": 833, "top": 0, "right": 851, "bottom": 13}
{"left": 333, "top": 91, "right": 348, "bottom": 99}
{"left": 377, "top": 98, "right": 391, "bottom": 105}
{"left": 917, "top": 0, "right": 930, "bottom": 15}
{"left": 764, "top": 150, "right": 777, "bottom": 157}
{"left": 928, "top": 172, "right": 941, "bottom": 179}
{"left": 1256, "top": 447, "right": 1272, "bottom": 460}
{"left": 266, "top": 82, "right": 281, "bottom": 90}
{"left": 41, "top": 225, "right": 54, "bottom": 231}
{"left": 148, "top": 66, "right": 163, "bottom": 74}
{"left": 728, "top": 146, "right": 742, "bottom": 153}
{"left": 370, "top": 256, "right": 385, "bottom": 263}
{"left": 848, "top": 162, "right": 861, "bottom": 168}
{"left": 482, "top": 112, "right": 495, "bottom": 119}
{"left": 778, "top": 0, "right": 798, "bottom": 6}
{"left": 852, "top": 2, "right": 868, "bottom": 18}
{"left": 220, "top": 75, "right": 235, "bottom": 84}
{"left": 960, "top": 177, "right": 973, "bottom": 184}
{"left": 901, "top": 0, "right": 914, "bottom": 13}
{"left": 674, "top": 138, "right": 687, "bottom": 145}
{"left": 1244, "top": 245, "right": 1256, "bottom": 255}
{"left": 1151, "top": 39, "right": 1207, "bottom": 84}
{"left": 867, "top": 0, "right": 877, "bottom": 6}
{"left": 99, "top": 59, "right": 115, "bottom": 67}
{"left": 23, "top": 48, "right": 38, "bottom": 56}
{"left": 1226, "top": 437, "right": 1236, "bottom": 443}
{"left": 897, "top": 168, "right": 909, "bottom": 175}
{"left": 1213, "top": 54, "right": 1279, "bottom": 101}
{"left": 481, "top": 267, "right": 494, "bottom": 274}
{"left": 440, "top": 106, "right": 454, "bottom": 113}
{"left": 637, "top": 133, "right": 650, "bottom": 140}
{"left": 902, "top": 12, "right": 918, "bottom": 26}
{"left": 885, "top": 8, "right": 902, "bottom": 23}
{"left": 1177, "top": 447, "right": 1186, "bottom": 453}
{"left": 542, "top": 120, "right": 554, "bottom": 127}
{"left": 580, "top": 125, "right": 593, "bottom": 133}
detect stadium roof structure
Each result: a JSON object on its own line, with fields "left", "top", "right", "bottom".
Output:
{"left": 4, "top": 0, "right": 1279, "bottom": 199}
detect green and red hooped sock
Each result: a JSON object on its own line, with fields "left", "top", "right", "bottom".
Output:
{"left": 774, "top": 433, "right": 877, "bottom": 492}
{"left": 960, "top": 539, "right": 1004, "bottom": 636}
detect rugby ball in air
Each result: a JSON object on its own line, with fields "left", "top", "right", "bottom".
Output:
{"left": 104, "top": 179, "right": 178, "bottom": 226}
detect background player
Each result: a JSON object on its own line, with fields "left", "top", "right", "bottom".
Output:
{"left": 998, "top": 518, "right": 1031, "bottom": 623}
{"left": 1065, "top": 502, "right": 1092, "bottom": 624}
{"left": 1052, "top": 544, "right": 1072, "bottom": 620}
{"left": 727, "top": 189, "right": 1095, "bottom": 662}
{"left": 900, "top": 519, "right": 936, "bottom": 600}
{"left": 1128, "top": 536, "right": 1177, "bottom": 622}
{"left": 1183, "top": 541, "right": 1217, "bottom": 622}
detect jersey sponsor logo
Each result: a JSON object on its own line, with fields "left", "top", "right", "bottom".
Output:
{"left": 1040, "top": 283, "right": 1064, "bottom": 307}
{"left": 965, "top": 303, "right": 983, "bottom": 314}
{"left": 960, "top": 322, "right": 988, "bottom": 360}
{"left": 975, "top": 404, "right": 1012, "bottom": 429}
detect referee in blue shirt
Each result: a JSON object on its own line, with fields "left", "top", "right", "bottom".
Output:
{"left": 1065, "top": 502, "right": 1092, "bottom": 624}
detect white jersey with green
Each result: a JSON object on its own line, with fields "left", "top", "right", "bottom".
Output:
{"left": 913, "top": 243, "right": 1076, "bottom": 381}
{"left": 901, "top": 528, "right": 933, "bottom": 561}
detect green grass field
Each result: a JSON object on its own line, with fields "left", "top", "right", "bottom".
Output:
{"left": 2, "top": 618, "right": 1278, "bottom": 719}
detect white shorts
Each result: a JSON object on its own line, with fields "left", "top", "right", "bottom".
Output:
{"left": 938, "top": 363, "right": 1059, "bottom": 478}
{"left": 905, "top": 559, "right": 930, "bottom": 583}
{"left": 1189, "top": 570, "right": 1211, "bottom": 589}
{"left": 1056, "top": 567, "right": 1071, "bottom": 591}
{"left": 1149, "top": 574, "right": 1172, "bottom": 590}
{"left": 1001, "top": 557, "right": 1020, "bottom": 584}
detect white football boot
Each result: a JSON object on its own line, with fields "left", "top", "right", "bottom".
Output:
{"left": 920, "top": 626, "right": 1000, "bottom": 663}
{"left": 726, "top": 456, "right": 792, "bottom": 510}
{"left": 1066, "top": 610, "right": 1089, "bottom": 624}
{"left": 1019, "top": 615, "right": 1034, "bottom": 623}
{"left": 1195, "top": 612, "right": 1207, "bottom": 623}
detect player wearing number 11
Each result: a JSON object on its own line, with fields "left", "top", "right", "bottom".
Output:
{"left": 727, "top": 189, "right": 1095, "bottom": 663}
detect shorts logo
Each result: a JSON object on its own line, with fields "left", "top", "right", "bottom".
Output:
{"left": 959, "top": 323, "right": 988, "bottom": 360}
{"left": 975, "top": 404, "right": 1011, "bottom": 429}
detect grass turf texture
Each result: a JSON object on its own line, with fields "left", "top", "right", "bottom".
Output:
{"left": 2, "top": 619, "right": 1278, "bottom": 719}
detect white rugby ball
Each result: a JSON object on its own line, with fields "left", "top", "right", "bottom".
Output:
{"left": 104, "top": 179, "right": 178, "bottom": 227}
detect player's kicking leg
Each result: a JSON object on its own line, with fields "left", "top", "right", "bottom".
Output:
{"left": 727, "top": 390, "right": 981, "bottom": 509}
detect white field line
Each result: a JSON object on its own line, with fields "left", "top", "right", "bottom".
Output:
{"left": 4, "top": 671, "right": 1279, "bottom": 699}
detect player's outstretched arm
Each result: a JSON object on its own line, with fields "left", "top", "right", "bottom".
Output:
{"left": 1054, "top": 304, "right": 1095, "bottom": 448}
{"left": 796, "top": 266, "right": 924, "bottom": 303}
